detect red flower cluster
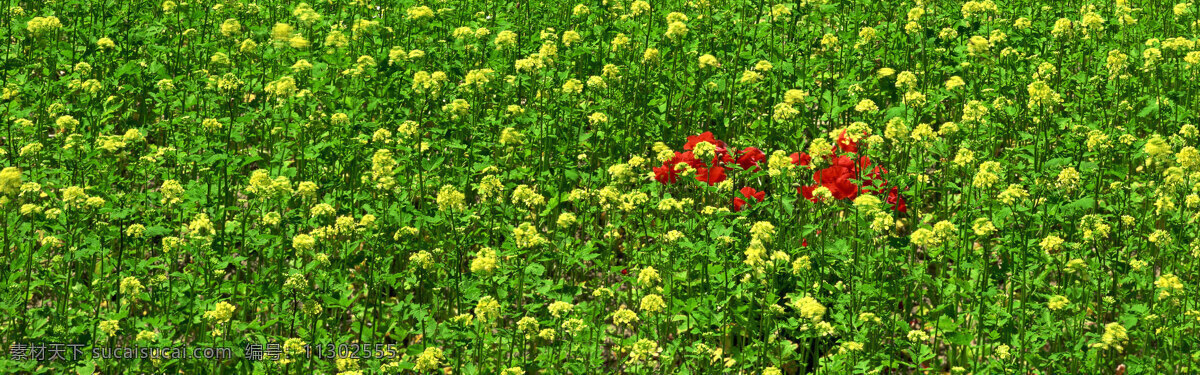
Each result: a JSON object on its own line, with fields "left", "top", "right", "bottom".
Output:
{"left": 652, "top": 131, "right": 905, "bottom": 213}
{"left": 653, "top": 132, "right": 808, "bottom": 212}
{"left": 797, "top": 131, "right": 906, "bottom": 213}
{"left": 653, "top": 132, "right": 737, "bottom": 186}
{"left": 733, "top": 186, "right": 764, "bottom": 211}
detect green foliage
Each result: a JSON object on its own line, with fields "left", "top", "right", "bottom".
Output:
{"left": 0, "top": 0, "right": 1198, "bottom": 374}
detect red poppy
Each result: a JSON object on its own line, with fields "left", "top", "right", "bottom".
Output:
{"left": 621, "top": 268, "right": 629, "bottom": 275}
{"left": 653, "top": 152, "right": 687, "bottom": 184}
{"left": 678, "top": 151, "right": 702, "bottom": 168}
{"left": 830, "top": 154, "right": 870, "bottom": 170}
{"left": 734, "top": 186, "right": 765, "bottom": 212}
{"left": 735, "top": 147, "right": 766, "bottom": 172}
{"left": 834, "top": 130, "right": 866, "bottom": 154}
{"left": 790, "top": 152, "right": 811, "bottom": 167}
{"left": 709, "top": 152, "right": 734, "bottom": 168}
{"left": 802, "top": 238, "right": 808, "bottom": 247}
{"left": 813, "top": 164, "right": 859, "bottom": 200}
{"left": 684, "top": 132, "right": 728, "bottom": 154}
{"left": 886, "top": 186, "right": 907, "bottom": 213}
{"left": 739, "top": 186, "right": 765, "bottom": 203}
{"left": 653, "top": 164, "right": 679, "bottom": 184}
{"left": 695, "top": 166, "right": 727, "bottom": 185}
{"left": 798, "top": 184, "right": 817, "bottom": 201}
{"left": 865, "top": 164, "right": 888, "bottom": 184}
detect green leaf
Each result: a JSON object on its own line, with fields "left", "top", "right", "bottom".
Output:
{"left": 1060, "top": 197, "right": 1095, "bottom": 216}
{"left": 525, "top": 262, "right": 545, "bottom": 277}
{"left": 76, "top": 361, "right": 96, "bottom": 375}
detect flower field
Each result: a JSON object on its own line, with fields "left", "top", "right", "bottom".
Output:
{"left": 3, "top": 0, "right": 1200, "bottom": 373}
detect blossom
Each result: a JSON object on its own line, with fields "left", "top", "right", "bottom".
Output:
{"left": 734, "top": 187, "right": 765, "bottom": 212}
{"left": 99, "top": 319, "right": 120, "bottom": 337}
{"left": 414, "top": 347, "right": 443, "bottom": 372}
{"left": 684, "top": 132, "right": 728, "bottom": 154}
{"left": 790, "top": 152, "right": 811, "bottom": 167}
{"left": 0, "top": 167, "right": 22, "bottom": 196}
{"left": 694, "top": 166, "right": 727, "bottom": 185}
{"left": 792, "top": 296, "right": 825, "bottom": 321}
{"left": 203, "top": 301, "right": 236, "bottom": 323}
{"left": 735, "top": 147, "right": 766, "bottom": 171}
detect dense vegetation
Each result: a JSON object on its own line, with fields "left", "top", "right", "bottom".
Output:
{"left": 1, "top": 0, "right": 1198, "bottom": 373}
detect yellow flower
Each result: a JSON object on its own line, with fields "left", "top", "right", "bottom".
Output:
{"left": 548, "top": 301, "right": 574, "bottom": 318}
{"left": 637, "top": 267, "right": 661, "bottom": 287}
{"left": 1048, "top": 295, "right": 1070, "bottom": 310}
{"left": 512, "top": 223, "right": 547, "bottom": 248}
{"left": 1155, "top": 274, "right": 1185, "bottom": 293}
{"left": 739, "top": 70, "right": 763, "bottom": 84}
{"left": 494, "top": 30, "right": 517, "bottom": 49}
{"left": 629, "top": 0, "right": 651, "bottom": 16}
{"left": 203, "top": 301, "right": 236, "bottom": 323}
{"left": 0, "top": 167, "right": 22, "bottom": 196}
{"left": 413, "top": 347, "right": 443, "bottom": 372}
{"left": 612, "top": 307, "right": 639, "bottom": 327}
{"left": 561, "top": 30, "right": 581, "bottom": 46}
{"left": 120, "top": 276, "right": 144, "bottom": 295}
{"left": 292, "top": 234, "right": 316, "bottom": 251}
{"left": 557, "top": 212, "right": 577, "bottom": 228}
{"left": 588, "top": 112, "right": 608, "bottom": 124}
{"left": 470, "top": 248, "right": 498, "bottom": 274}
{"left": 220, "top": 18, "right": 241, "bottom": 37}
{"left": 640, "top": 294, "right": 666, "bottom": 314}
{"left": 409, "top": 250, "right": 434, "bottom": 270}
{"left": 792, "top": 296, "right": 826, "bottom": 321}
{"left": 1090, "top": 322, "right": 1128, "bottom": 352}
{"left": 750, "top": 221, "right": 776, "bottom": 242}
{"left": 907, "top": 329, "right": 930, "bottom": 342}
{"left": 475, "top": 296, "right": 502, "bottom": 322}
{"left": 642, "top": 48, "right": 660, "bottom": 64}
{"left": 784, "top": 90, "right": 808, "bottom": 104}
{"left": 1040, "top": 235, "right": 1065, "bottom": 254}
{"left": 662, "top": 21, "right": 691, "bottom": 40}
{"left": 628, "top": 339, "right": 660, "bottom": 365}
{"left": 406, "top": 5, "right": 435, "bottom": 20}
{"left": 99, "top": 319, "right": 120, "bottom": 337}
{"left": 26, "top": 16, "right": 63, "bottom": 36}
{"left": 436, "top": 185, "right": 466, "bottom": 212}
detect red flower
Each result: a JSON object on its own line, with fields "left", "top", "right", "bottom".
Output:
{"left": 799, "top": 155, "right": 878, "bottom": 202}
{"left": 735, "top": 147, "right": 766, "bottom": 172}
{"left": 886, "top": 186, "right": 907, "bottom": 213}
{"left": 739, "top": 186, "right": 765, "bottom": 203}
{"left": 695, "top": 166, "right": 727, "bottom": 185}
{"left": 734, "top": 186, "right": 765, "bottom": 212}
{"left": 653, "top": 152, "right": 688, "bottom": 185}
{"left": 802, "top": 238, "right": 808, "bottom": 247}
{"left": 813, "top": 164, "right": 858, "bottom": 200}
{"left": 684, "top": 132, "right": 728, "bottom": 154}
{"left": 834, "top": 130, "right": 869, "bottom": 154}
{"left": 798, "top": 184, "right": 817, "bottom": 201}
{"left": 710, "top": 152, "right": 734, "bottom": 168}
{"left": 653, "top": 164, "right": 679, "bottom": 184}
{"left": 796, "top": 182, "right": 816, "bottom": 200}
{"left": 678, "top": 151, "right": 702, "bottom": 168}
{"left": 790, "top": 152, "right": 811, "bottom": 167}
{"left": 830, "top": 154, "right": 869, "bottom": 170}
